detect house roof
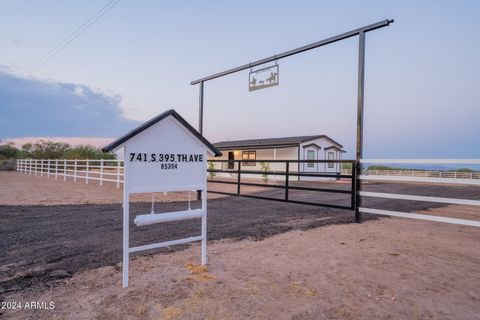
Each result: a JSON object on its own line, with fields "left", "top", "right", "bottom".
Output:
{"left": 214, "top": 135, "right": 343, "bottom": 150}
{"left": 102, "top": 109, "right": 222, "bottom": 156}
{"left": 325, "top": 145, "right": 347, "bottom": 153}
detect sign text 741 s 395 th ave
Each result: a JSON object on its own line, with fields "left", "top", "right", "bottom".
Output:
{"left": 129, "top": 153, "right": 204, "bottom": 163}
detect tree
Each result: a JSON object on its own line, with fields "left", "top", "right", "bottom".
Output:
{"left": 27, "top": 140, "right": 70, "bottom": 159}
{"left": 63, "top": 145, "right": 115, "bottom": 160}
{"left": 0, "top": 142, "right": 19, "bottom": 160}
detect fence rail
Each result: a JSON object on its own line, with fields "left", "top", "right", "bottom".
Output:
{"left": 342, "top": 169, "right": 480, "bottom": 180}
{"left": 359, "top": 159, "right": 480, "bottom": 227}
{"left": 16, "top": 158, "right": 124, "bottom": 188}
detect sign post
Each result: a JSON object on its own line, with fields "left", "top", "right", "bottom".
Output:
{"left": 102, "top": 109, "right": 221, "bottom": 288}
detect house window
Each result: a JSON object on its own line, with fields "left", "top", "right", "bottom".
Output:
{"left": 307, "top": 150, "right": 315, "bottom": 167}
{"left": 328, "top": 152, "right": 335, "bottom": 168}
{"left": 242, "top": 151, "right": 256, "bottom": 166}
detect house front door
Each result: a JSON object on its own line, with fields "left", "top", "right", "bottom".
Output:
{"left": 228, "top": 151, "right": 235, "bottom": 170}
{"left": 325, "top": 151, "right": 336, "bottom": 173}
{"left": 304, "top": 149, "right": 317, "bottom": 172}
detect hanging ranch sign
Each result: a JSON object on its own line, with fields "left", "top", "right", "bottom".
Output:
{"left": 249, "top": 64, "right": 279, "bottom": 91}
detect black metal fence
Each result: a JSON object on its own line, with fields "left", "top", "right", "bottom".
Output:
{"left": 207, "top": 159, "right": 356, "bottom": 210}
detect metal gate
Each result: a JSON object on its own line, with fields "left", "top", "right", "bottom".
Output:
{"left": 207, "top": 159, "right": 356, "bottom": 210}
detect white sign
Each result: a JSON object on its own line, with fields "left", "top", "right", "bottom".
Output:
{"left": 103, "top": 109, "right": 221, "bottom": 288}
{"left": 249, "top": 64, "right": 279, "bottom": 91}
{"left": 125, "top": 117, "right": 208, "bottom": 193}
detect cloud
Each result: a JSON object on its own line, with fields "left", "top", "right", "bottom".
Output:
{"left": 9, "top": 38, "right": 23, "bottom": 47}
{"left": 0, "top": 70, "right": 140, "bottom": 138}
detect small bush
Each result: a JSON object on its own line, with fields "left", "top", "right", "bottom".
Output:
{"left": 208, "top": 161, "right": 216, "bottom": 179}
{"left": 260, "top": 162, "right": 270, "bottom": 183}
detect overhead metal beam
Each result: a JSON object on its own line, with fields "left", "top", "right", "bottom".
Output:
{"left": 191, "top": 19, "right": 393, "bottom": 85}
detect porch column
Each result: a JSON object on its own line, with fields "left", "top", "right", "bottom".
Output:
{"left": 273, "top": 148, "right": 277, "bottom": 183}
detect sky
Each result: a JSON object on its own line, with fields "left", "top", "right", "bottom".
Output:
{"left": 0, "top": 0, "right": 479, "bottom": 158}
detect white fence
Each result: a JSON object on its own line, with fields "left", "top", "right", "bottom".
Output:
{"left": 342, "top": 168, "right": 480, "bottom": 180}
{"left": 16, "top": 158, "right": 124, "bottom": 188}
{"left": 15, "top": 158, "right": 480, "bottom": 227}
{"left": 359, "top": 159, "right": 480, "bottom": 227}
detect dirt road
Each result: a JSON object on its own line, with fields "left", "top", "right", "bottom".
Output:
{"left": 3, "top": 218, "right": 480, "bottom": 320}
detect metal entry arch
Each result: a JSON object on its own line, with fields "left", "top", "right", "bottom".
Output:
{"left": 190, "top": 19, "right": 394, "bottom": 222}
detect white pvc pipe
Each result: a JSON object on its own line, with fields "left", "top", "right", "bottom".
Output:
{"left": 129, "top": 235, "right": 203, "bottom": 253}
{"left": 134, "top": 209, "right": 204, "bottom": 226}
{"left": 122, "top": 149, "right": 129, "bottom": 288}
{"left": 201, "top": 189, "right": 207, "bottom": 265}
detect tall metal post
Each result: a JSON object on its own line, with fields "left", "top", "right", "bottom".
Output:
{"left": 355, "top": 31, "right": 366, "bottom": 223}
{"left": 197, "top": 81, "right": 205, "bottom": 201}
{"left": 198, "top": 81, "right": 204, "bottom": 134}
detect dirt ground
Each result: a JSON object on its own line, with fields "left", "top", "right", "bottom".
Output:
{"left": 1, "top": 172, "right": 480, "bottom": 319}
{"left": 3, "top": 218, "right": 480, "bottom": 320}
{"left": 0, "top": 171, "right": 200, "bottom": 205}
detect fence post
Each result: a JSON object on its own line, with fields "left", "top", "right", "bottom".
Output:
{"left": 85, "top": 160, "right": 89, "bottom": 184}
{"left": 29, "top": 159, "right": 32, "bottom": 175}
{"left": 55, "top": 160, "right": 58, "bottom": 179}
{"left": 285, "top": 161, "right": 290, "bottom": 201}
{"left": 100, "top": 159, "right": 104, "bottom": 186}
{"left": 351, "top": 161, "right": 356, "bottom": 210}
{"left": 116, "top": 161, "right": 120, "bottom": 189}
{"left": 47, "top": 160, "right": 50, "bottom": 177}
{"left": 74, "top": 159, "right": 77, "bottom": 182}
{"left": 64, "top": 160, "right": 67, "bottom": 181}
{"left": 237, "top": 161, "right": 241, "bottom": 195}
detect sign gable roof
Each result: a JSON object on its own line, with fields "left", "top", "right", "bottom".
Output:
{"left": 102, "top": 109, "right": 221, "bottom": 156}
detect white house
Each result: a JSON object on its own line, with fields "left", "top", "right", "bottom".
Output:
{"left": 209, "top": 135, "right": 346, "bottom": 180}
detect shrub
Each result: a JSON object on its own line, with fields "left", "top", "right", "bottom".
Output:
{"left": 63, "top": 145, "right": 115, "bottom": 160}
{"left": 260, "top": 162, "right": 270, "bottom": 183}
{"left": 208, "top": 161, "right": 216, "bottom": 179}
{"left": 0, "top": 142, "right": 19, "bottom": 159}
